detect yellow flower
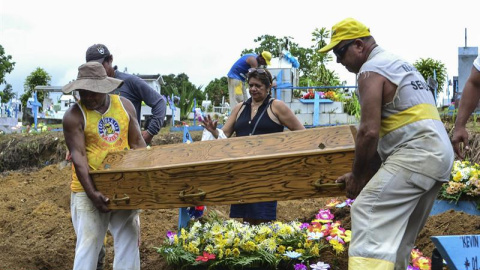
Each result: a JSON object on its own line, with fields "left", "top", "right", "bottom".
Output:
{"left": 342, "top": 230, "right": 352, "bottom": 242}
{"left": 453, "top": 171, "right": 463, "bottom": 182}
{"left": 295, "top": 248, "right": 305, "bottom": 254}
{"left": 277, "top": 245, "right": 286, "bottom": 254}
{"left": 413, "top": 256, "right": 432, "bottom": 270}
{"left": 205, "top": 244, "right": 214, "bottom": 253}
{"left": 232, "top": 248, "right": 241, "bottom": 257}
{"left": 254, "top": 234, "right": 266, "bottom": 243}
{"left": 311, "top": 244, "right": 320, "bottom": 256}
{"left": 211, "top": 224, "right": 223, "bottom": 235}
{"left": 187, "top": 242, "right": 197, "bottom": 253}
{"left": 243, "top": 241, "right": 257, "bottom": 252}
{"left": 218, "top": 249, "right": 224, "bottom": 259}
{"left": 329, "top": 239, "right": 345, "bottom": 254}
{"left": 303, "top": 241, "right": 313, "bottom": 248}
{"left": 225, "top": 248, "right": 232, "bottom": 257}
{"left": 410, "top": 248, "right": 423, "bottom": 261}
{"left": 233, "top": 237, "right": 240, "bottom": 247}
{"left": 261, "top": 238, "right": 277, "bottom": 253}
{"left": 173, "top": 235, "right": 178, "bottom": 245}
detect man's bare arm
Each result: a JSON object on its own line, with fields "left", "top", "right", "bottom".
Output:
{"left": 338, "top": 72, "right": 384, "bottom": 198}
{"left": 63, "top": 105, "right": 110, "bottom": 212}
{"left": 246, "top": 56, "right": 258, "bottom": 68}
{"left": 352, "top": 73, "right": 383, "bottom": 179}
{"left": 452, "top": 67, "right": 480, "bottom": 158}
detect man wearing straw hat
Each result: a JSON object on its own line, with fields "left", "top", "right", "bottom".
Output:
{"left": 62, "top": 61, "right": 146, "bottom": 269}
{"left": 321, "top": 18, "right": 454, "bottom": 269}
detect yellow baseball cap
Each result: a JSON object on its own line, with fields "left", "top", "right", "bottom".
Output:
{"left": 261, "top": 51, "right": 272, "bottom": 66}
{"left": 319, "top": 18, "right": 370, "bottom": 53}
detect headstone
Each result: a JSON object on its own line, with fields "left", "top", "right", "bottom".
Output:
{"left": 431, "top": 235, "right": 480, "bottom": 270}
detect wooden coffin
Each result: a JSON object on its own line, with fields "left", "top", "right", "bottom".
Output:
{"left": 90, "top": 125, "right": 357, "bottom": 209}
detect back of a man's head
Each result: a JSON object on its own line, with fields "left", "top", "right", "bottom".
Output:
{"left": 86, "top": 44, "right": 111, "bottom": 63}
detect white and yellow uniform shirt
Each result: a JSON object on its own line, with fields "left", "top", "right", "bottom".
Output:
{"left": 474, "top": 55, "right": 480, "bottom": 71}
{"left": 358, "top": 47, "right": 454, "bottom": 181}
{"left": 71, "top": 95, "right": 130, "bottom": 192}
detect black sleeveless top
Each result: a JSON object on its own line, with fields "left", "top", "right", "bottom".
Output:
{"left": 233, "top": 95, "right": 284, "bottom": 137}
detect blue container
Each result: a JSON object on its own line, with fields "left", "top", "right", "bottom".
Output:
{"left": 429, "top": 199, "right": 479, "bottom": 216}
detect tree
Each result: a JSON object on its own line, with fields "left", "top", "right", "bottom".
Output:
{"left": 20, "top": 67, "right": 52, "bottom": 113}
{"left": 413, "top": 58, "right": 447, "bottom": 99}
{"left": 162, "top": 73, "right": 204, "bottom": 120}
{"left": 0, "top": 45, "right": 16, "bottom": 85}
{"left": 0, "top": 83, "right": 15, "bottom": 103}
{"left": 308, "top": 27, "right": 341, "bottom": 87}
{"left": 203, "top": 77, "right": 228, "bottom": 106}
{"left": 241, "top": 31, "right": 341, "bottom": 88}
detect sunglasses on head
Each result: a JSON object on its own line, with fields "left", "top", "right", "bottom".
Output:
{"left": 333, "top": 40, "right": 355, "bottom": 60}
{"left": 247, "top": 68, "right": 273, "bottom": 84}
{"left": 248, "top": 68, "right": 268, "bottom": 74}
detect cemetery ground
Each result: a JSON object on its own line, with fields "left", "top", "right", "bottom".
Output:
{"left": 0, "top": 125, "right": 479, "bottom": 270}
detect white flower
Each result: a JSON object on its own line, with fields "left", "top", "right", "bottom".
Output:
{"left": 283, "top": 251, "right": 302, "bottom": 259}
{"left": 310, "top": 261, "right": 330, "bottom": 269}
{"left": 307, "top": 231, "right": 324, "bottom": 240}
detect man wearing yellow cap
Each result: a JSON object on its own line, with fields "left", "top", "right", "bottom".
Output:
{"left": 321, "top": 18, "right": 454, "bottom": 269}
{"left": 227, "top": 51, "right": 272, "bottom": 108}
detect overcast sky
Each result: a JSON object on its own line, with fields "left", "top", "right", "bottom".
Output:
{"left": 1, "top": 0, "right": 479, "bottom": 100}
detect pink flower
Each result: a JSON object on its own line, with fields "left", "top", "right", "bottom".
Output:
{"left": 315, "top": 209, "right": 334, "bottom": 223}
{"left": 299, "top": 223, "right": 310, "bottom": 230}
{"left": 166, "top": 231, "right": 175, "bottom": 244}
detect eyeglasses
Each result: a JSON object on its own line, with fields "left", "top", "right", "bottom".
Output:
{"left": 333, "top": 40, "right": 355, "bottom": 60}
{"left": 248, "top": 68, "right": 273, "bottom": 83}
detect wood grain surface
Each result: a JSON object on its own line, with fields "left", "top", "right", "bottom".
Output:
{"left": 91, "top": 125, "right": 356, "bottom": 209}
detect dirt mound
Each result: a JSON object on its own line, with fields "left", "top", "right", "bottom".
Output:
{"left": 0, "top": 131, "right": 203, "bottom": 172}
{"left": 0, "top": 130, "right": 479, "bottom": 269}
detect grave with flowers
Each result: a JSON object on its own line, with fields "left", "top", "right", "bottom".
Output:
{"left": 156, "top": 198, "right": 354, "bottom": 270}
{"left": 156, "top": 198, "right": 439, "bottom": 270}
{"left": 430, "top": 160, "right": 480, "bottom": 216}
{"left": 272, "top": 85, "right": 359, "bottom": 127}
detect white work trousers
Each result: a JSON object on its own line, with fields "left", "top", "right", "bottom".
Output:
{"left": 71, "top": 192, "right": 140, "bottom": 270}
{"left": 227, "top": 77, "right": 247, "bottom": 109}
{"left": 348, "top": 164, "right": 444, "bottom": 270}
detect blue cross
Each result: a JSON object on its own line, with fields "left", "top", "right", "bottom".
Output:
{"left": 177, "top": 125, "right": 194, "bottom": 233}
{"left": 29, "top": 91, "right": 42, "bottom": 130}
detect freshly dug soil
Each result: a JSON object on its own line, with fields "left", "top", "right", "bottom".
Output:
{"left": 0, "top": 130, "right": 479, "bottom": 269}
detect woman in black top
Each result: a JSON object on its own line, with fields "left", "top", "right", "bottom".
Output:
{"left": 202, "top": 68, "right": 305, "bottom": 225}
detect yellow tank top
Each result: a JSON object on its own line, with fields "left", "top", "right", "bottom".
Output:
{"left": 71, "top": 95, "right": 130, "bottom": 192}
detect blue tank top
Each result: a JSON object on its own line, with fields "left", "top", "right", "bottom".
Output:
{"left": 227, "top": 53, "right": 257, "bottom": 81}
{"left": 234, "top": 95, "right": 284, "bottom": 136}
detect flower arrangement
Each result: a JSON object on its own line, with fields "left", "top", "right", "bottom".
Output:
{"left": 301, "top": 90, "right": 342, "bottom": 102}
{"left": 407, "top": 248, "right": 432, "bottom": 270}
{"left": 323, "top": 91, "right": 338, "bottom": 101}
{"left": 438, "top": 160, "right": 480, "bottom": 207}
{"left": 156, "top": 199, "right": 352, "bottom": 269}
{"left": 302, "top": 89, "right": 316, "bottom": 99}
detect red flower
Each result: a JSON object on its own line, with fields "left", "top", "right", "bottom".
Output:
{"left": 195, "top": 252, "right": 216, "bottom": 262}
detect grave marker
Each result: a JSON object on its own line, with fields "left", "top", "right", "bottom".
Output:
{"left": 431, "top": 235, "right": 480, "bottom": 270}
